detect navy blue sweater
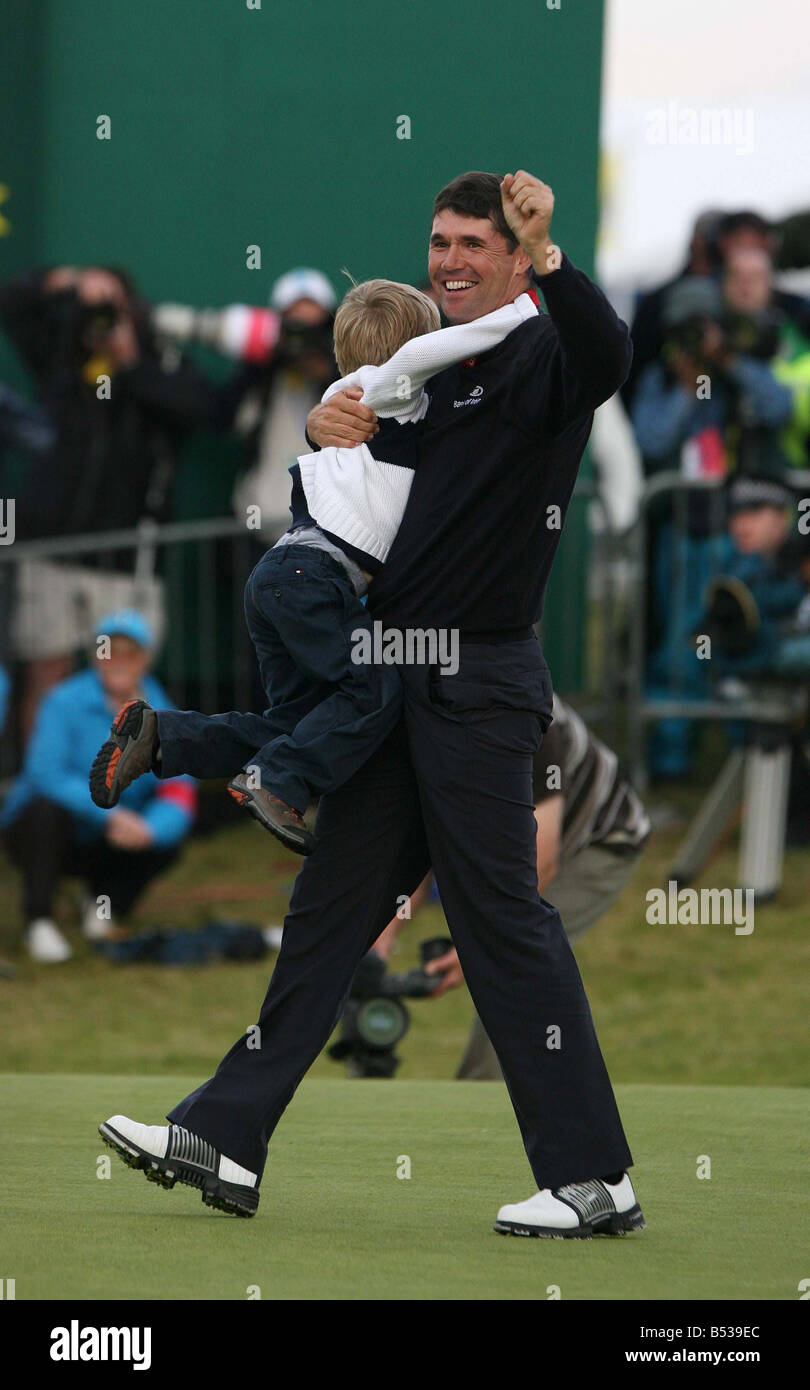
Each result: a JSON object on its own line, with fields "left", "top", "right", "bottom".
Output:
{"left": 362, "top": 255, "right": 631, "bottom": 638}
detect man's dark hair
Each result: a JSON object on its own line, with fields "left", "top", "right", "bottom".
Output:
{"left": 717, "top": 210, "right": 773, "bottom": 241}
{"left": 433, "top": 171, "right": 518, "bottom": 250}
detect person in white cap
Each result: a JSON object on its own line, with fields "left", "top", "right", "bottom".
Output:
{"left": 228, "top": 268, "right": 338, "bottom": 536}
{"left": 151, "top": 268, "right": 339, "bottom": 536}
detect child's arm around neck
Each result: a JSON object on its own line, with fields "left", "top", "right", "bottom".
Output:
{"left": 323, "top": 293, "right": 540, "bottom": 424}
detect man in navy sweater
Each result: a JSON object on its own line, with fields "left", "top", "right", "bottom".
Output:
{"left": 99, "top": 171, "right": 644, "bottom": 1239}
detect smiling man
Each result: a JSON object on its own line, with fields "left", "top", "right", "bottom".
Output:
{"left": 100, "top": 171, "right": 643, "bottom": 1241}
{"left": 430, "top": 180, "right": 542, "bottom": 317}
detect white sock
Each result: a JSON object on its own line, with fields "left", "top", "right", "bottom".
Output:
{"left": 219, "top": 1155, "right": 258, "bottom": 1187}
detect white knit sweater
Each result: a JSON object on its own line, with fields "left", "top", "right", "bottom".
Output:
{"left": 296, "top": 293, "right": 539, "bottom": 566}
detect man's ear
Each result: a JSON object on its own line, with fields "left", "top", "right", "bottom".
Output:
{"left": 514, "top": 247, "right": 532, "bottom": 277}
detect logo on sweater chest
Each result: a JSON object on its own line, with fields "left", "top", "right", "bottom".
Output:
{"left": 453, "top": 384, "right": 484, "bottom": 409}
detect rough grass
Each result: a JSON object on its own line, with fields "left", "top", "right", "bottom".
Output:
{"left": 1, "top": 792, "right": 808, "bottom": 1087}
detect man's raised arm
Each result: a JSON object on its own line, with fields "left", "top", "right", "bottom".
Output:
{"left": 500, "top": 171, "right": 632, "bottom": 429}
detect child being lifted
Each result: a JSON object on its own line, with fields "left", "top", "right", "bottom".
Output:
{"left": 90, "top": 278, "right": 539, "bottom": 853}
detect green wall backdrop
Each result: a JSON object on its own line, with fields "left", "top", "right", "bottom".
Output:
{"left": 2, "top": 0, "right": 607, "bottom": 688}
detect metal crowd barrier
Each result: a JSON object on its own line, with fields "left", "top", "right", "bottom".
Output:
{"left": 550, "top": 474, "right": 625, "bottom": 749}
{"left": 0, "top": 514, "right": 282, "bottom": 784}
{"left": 0, "top": 479, "right": 625, "bottom": 785}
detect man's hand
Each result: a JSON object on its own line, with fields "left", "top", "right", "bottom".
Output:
{"left": 501, "top": 171, "right": 559, "bottom": 276}
{"left": 43, "top": 266, "right": 80, "bottom": 295}
{"left": 105, "top": 808, "right": 154, "bottom": 851}
{"left": 424, "top": 946, "right": 465, "bottom": 997}
{"left": 306, "top": 386, "right": 379, "bottom": 449}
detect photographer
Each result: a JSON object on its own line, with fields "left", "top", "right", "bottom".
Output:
{"left": 154, "top": 267, "right": 338, "bottom": 537}
{"left": 0, "top": 265, "right": 212, "bottom": 538}
{"left": 631, "top": 276, "right": 794, "bottom": 776}
{"left": 223, "top": 269, "right": 337, "bottom": 536}
{"left": 717, "top": 210, "right": 810, "bottom": 338}
{"left": 622, "top": 209, "right": 722, "bottom": 413}
{"left": 722, "top": 246, "right": 810, "bottom": 468}
{"left": 0, "top": 264, "right": 212, "bottom": 733}
{"left": 371, "top": 697, "right": 650, "bottom": 1081}
{"left": 632, "top": 277, "right": 794, "bottom": 470}
{"left": 700, "top": 475, "right": 804, "bottom": 675}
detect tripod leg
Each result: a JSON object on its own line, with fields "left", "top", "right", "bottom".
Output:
{"left": 740, "top": 744, "right": 791, "bottom": 899}
{"left": 670, "top": 750, "right": 746, "bottom": 884}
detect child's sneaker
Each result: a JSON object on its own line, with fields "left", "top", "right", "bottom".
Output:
{"left": 89, "top": 699, "right": 159, "bottom": 808}
{"left": 228, "top": 773, "right": 315, "bottom": 855}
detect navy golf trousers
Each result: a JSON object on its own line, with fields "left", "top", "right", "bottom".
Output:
{"left": 161, "top": 635, "right": 633, "bottom": 1189}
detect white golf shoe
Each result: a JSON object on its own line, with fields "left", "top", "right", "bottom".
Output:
{"left": 99, "top": 1114, "right": 260, "bottom": 1217}
{"left": 495, "top": 1173, "right": 645, "bottom": 1238}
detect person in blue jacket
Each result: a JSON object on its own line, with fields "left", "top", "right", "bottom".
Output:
{"left": 1, "top": 610, "right": 196, "bottom": 963}
{"left": 632, "top": 277, "right": 795, "bottom": 776}
{"left": 701, "top": 475, "right": 806, "bottom": 671}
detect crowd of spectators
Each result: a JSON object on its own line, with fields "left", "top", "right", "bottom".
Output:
{"left": 622, "top": 209, "right": 810, "bottom": 780}
{"left": 0, "top": 261, "right": 337, "bottom": 958}
{"left": 2, "top": 217, "right": 810, "bottom": 959}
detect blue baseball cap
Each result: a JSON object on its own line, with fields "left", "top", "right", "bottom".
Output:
{"left": 95, "top": 609, "right": 155, "bottom": 650}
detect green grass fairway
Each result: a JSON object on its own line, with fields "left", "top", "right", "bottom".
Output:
{"left": 3, "top": 1075, "right": 806, "bottom": 1301}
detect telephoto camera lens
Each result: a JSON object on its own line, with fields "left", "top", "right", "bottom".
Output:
{"left": 354, "top": 997, "right": 409, "bottom": 1051}
{"left": 328, "top": 938, "right": 456, "bottom": 1077}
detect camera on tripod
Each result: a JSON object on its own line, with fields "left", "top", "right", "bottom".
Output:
{"left": 328, "top": 936, "right": 453, "bottom": 1078}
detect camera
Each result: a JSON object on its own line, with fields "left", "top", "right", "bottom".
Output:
{"left": 665, "top": 308, "right": 782, "bottom": 368}
{"left": 328, "top": 936, "right": 453, "bottom": 1078}
{"left": 77, "top": 299, "right": 120, "bottom": 354}
{"left": 665, "top": 313, "right": 710, "bottom": 359}
{"left": 276, "top": 317, "right": 334, "bottom": 366}
{"left": 697, "top": 570, "right": 804, "bottom": 675}
{"left": 719, "top": 308, "right": 781, "bottom": 362}
{"left": 699, "top": 574, "right": 762, "bottom": 659}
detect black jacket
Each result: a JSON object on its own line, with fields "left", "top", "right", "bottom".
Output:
{"left": 0, "top": 270, "right": 213, "bottom": 540}
{"left": 366, "top": 256, "right": 632, "bottom": 636}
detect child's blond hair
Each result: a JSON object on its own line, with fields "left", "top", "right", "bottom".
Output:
{"left": 333, "top": 278, "right": 440, "bottom": 376}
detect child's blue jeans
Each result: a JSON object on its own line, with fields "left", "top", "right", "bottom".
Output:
{"left": 156, "top": 544, "right": 402, "bottom": 812}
